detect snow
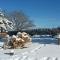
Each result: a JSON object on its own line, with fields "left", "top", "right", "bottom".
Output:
{"left": 0, "top": 11, "right": 14, "bottom": 31}
{"left": 0, "top": 38, "right": 4, "bottom": 47}
{"left": 0, "top": 42, "right": 4, "bottom": 47}
{"left": 32, "top": 35, "right": 52, "bottom": 38}
{"left": 55, "top": 34, "right": 60, "bottom": 39}
{"left": 32, "top": 35, "right": 40, "bottom": 38}
{"left": 2, "top": 18, "right": 14, "bottom": 31}
{"left": 0, "top": 38, "right": 60, "bottom": 60}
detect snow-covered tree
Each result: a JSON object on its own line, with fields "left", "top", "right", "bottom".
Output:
{"left": 0, "top": 9, "right": 15, "bottom": 32}
{"left": 0, "top": 9, "right": 35, "bottom": 31}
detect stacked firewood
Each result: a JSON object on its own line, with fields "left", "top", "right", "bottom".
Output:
{"left": 3, "top": 32, "right": 32, "bottom": 49}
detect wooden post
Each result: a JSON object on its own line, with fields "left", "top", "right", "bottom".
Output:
{"left": 58, "top": 38, "right": 60, "bottom": 45}
{"left": 1, "top": 27, "right": 3, "bottom": 33}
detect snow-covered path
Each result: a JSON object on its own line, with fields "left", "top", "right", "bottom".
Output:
{"left": 0, "top": 37, "right": 60, "bottom": 60}
{"left": 0, "top": 43, "right": 60, "bottom": 60}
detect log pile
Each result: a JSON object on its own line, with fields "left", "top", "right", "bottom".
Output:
{"left": 3, "top": 32, "right": 32, "bottom": 49}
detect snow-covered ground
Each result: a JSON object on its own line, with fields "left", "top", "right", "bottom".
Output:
{"left": 0, "top": 37, "right": 60, "bottom": 60}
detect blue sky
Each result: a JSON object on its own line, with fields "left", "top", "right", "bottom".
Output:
{"left": 0, "top": 0, "right": 60, "bottom": 28}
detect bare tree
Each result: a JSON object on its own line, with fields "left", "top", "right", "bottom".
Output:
{"left": 10, "top": 11, "right": 35, "bottom": 31}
